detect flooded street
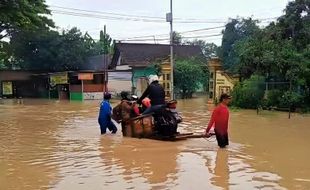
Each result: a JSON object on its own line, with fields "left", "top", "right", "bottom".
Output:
{"left": 0, "top": 98, "right": 309, "bottom": 190}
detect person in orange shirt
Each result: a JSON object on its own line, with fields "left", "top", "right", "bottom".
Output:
{"left": 205, "top": 94, "right": 232, "bottom": 148}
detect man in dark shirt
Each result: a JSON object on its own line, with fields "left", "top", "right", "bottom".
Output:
{"left": 137, "top": 75, "right": 166, "bottom": 115}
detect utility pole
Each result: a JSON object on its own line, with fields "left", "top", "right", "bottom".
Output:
{"left": 103, "top": 25, "right": 108, "bottom": 94}
{"left": 166, "top": 0, "right": 174, "bottom": 99}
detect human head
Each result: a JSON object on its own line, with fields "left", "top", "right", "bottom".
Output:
{"left": 219, "top": 94, "right": 232, "bottom": 105}
{"left": 120, "top": 91, "right": 129, "bottom": 100}
{"left": 142, "top": 97, "right": 151, "bottom": 108}
{"left": 104, "top": 92, "right": 112, "bottom": 100}
{"left": 148, "top": 75, "right": 159, "bottom": 84}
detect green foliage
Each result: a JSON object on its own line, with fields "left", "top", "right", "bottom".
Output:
{"left": 9, "top": 27, "right": 100, "bottom": 71}
{"left": 174, "top": 58, "right": 208, "bottom": 98}
{"left": 220, "top": 18, "right": 260, "bottom": 70}
{"left": 279, "top": 91, "right": 304, "bottom": 108}
{"left": 94, "top": 30, "right": 114, "bottom": 54}
{"left": 0, "top": 0, "right": 54, "bottom": 40}
{"left": 0, "top": 41, "right": 11, "bottom": 69}
{"left": 231, "top": 75, "right": 265, "bottom": 109}
{"left": 226, "top": 0, "right": 310, "bottom": 109}
{"left": 264, "top": 90, "right": 284, "bottom": 107}
{"left": 185, "top": 40, "right": 219, "bottom": 59}
{"left": 172, "top": 31, "right": 182, "bottom": 45}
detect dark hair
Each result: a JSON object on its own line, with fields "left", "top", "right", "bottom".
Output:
{"left": 104, "top": 93, "right": 112, "bottom": 100}
{"left": 219, "top": 94, "right": 232, "bottom": 102}
{"left": 120, "top": 91, "right": 129, "bottom": 100}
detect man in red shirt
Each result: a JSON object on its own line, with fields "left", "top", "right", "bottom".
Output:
{"left": 205, "top": 94, "right": 232, "bottom": 148}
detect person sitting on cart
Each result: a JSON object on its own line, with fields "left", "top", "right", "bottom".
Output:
{"left": 137, "top": 75, "right": 166, "bottom": 115}
{"left": 112, "top": 91, "right": 139, "bottom": 135}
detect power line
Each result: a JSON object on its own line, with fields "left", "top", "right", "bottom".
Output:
{"left": 117, "top": 33, "right": 222, "bottom": 42}
{"left": 49, "top": 5, "right": 167, "bottom": 20}
{"left": 120, "top": 26, "right": 225, "bottom": 40}
{"left": 51, "top": 10, "right": 165, "bottom": 23}
{"left": 49, "top": 5, "right": 229, "bottom": 23}
{"left": 51, "top": 9, "right": 229, "bottom": 24}
{"left": 50, "top": 6, "right": 279, "bottom": 25}
{"left": 86, "top": 25, "right": 225, "bottom": 40}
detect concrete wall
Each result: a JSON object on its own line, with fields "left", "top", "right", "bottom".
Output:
{"left": 108, "top": 71, "right": 132, "bottom": 95}
{"left": 214, "top": 71, "right": 236, "bottom": 101}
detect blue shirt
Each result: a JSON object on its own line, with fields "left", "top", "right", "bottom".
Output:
{"left": 99, "top": 100, "right": 112, "bottom": 120}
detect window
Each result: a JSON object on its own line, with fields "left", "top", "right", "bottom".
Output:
{"left": 166, "top": 74, "right": 170, "bottom": 81}
{"left": 167, "top": 82, "right": 170, "bottom": 90}
{"left": 210, "top": 81, "right": 214, "bottom": 89}
{"left": 163, "top": 74, "right": 166, "bottom": 80}
{"left": 210, "top": 72, "right": 214, "bottom": 78}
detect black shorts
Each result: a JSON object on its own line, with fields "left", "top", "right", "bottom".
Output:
{"left": 215, "top": 132, "right": 229, "bottom": 148}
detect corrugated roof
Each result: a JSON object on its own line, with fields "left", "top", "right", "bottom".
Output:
{"left": 111, "top": 43, "right": 205, "bottom": 67}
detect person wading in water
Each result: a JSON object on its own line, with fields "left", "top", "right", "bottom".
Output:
{"left": 98, "top": 93, "right": 117, "bottom": 134}
{"left": 205, "top": 94, "right": 232, "bottom": 148}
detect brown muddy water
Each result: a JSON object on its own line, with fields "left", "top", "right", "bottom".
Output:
{"left": 0, "top": 98, "right": 309, "bottom": 190}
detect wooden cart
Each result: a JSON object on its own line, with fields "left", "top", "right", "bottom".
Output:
{"left": 123, "top": 114, "right": 205, "bottom": 141}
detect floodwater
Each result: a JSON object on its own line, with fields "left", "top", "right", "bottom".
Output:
{"left": 0, "top": 98, "right": 309, "bottom": 190}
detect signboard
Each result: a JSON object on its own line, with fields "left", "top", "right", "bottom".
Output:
{"left": 2, "top": 81, "right": 13, "bottom": 95}
{"left": 50, "top": 72, "right": 68, "bottom": 86}
{"left": 78, "top": 73, "right": 94, "bottom": 80}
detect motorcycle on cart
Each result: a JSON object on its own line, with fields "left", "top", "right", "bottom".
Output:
{"left": 121, "top": 100, "right": 206, "bottom": 141}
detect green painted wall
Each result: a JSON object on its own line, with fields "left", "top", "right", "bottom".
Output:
{"left": 70, "top": 92, "right": 83, "bottom": 101}
{"left": 132, "top": 67, "right": 157, "bottom": 88}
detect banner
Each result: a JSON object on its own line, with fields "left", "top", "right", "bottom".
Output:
{"left": 78, "top": 73, "right": 94, "bottom": 80}
{"left": 50, "top": 72, "right": 68, "bottom": 86}
{"left": 2, "top": 81, "right": 13, "bottom": 95}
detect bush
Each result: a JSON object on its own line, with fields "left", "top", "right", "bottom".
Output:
{"left": 232, "top": 75, "right": 265, "bottom": 109}
{"left": 265, "top": 89, "right": 284, "bottom": 107}
{"left": 174, "top": 58, "right": 208, "bottom": 99}
{"left": 278, "top": 91, "right": 303, "bottom": 108}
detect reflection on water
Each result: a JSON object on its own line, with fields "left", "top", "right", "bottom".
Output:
{"left": 0, "top": 98, "right": 309, "bottom": 190}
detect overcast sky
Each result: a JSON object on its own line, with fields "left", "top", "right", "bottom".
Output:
{"left": 46, "top": 0, "right": 290, "bottom": 45}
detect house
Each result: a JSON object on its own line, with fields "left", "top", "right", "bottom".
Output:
{"left": 108, "top": 65, "right": 132, "bottom": 95}
{"left": 111, "top": 43, "right": 204, "bottom": 96}
{"left": 0, "top": 70, "right": 49, "bottom": 98}
{"left": 0, "top": 55, "right": 110, "bottom": 101}
{"left": 208, "top": 57, "right": 239, "bottom": 103}
{"left": 68, "top": 54, "right": 109, "bottom": 101}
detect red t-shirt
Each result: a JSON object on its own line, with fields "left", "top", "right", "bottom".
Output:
{"left": 206, "top": 103, "right": 229, "bottom": 135}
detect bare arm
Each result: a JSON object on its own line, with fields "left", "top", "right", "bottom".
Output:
{"left": 205, "top": 108, "right": 217, "bottom": 133}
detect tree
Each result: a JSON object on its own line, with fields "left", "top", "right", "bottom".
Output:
{"left": 174, "top": 58, "right": 208, "bottom": 98}
{"left": 0, "top": 41, "right": 11, "bottom": 69}
{"left": 0, "top": 0, "right": 54, "bottom": 40}
{"left": 231, "top": 75, "right": 265, "bottom": 109}
{"left": 172, "top": 31, "right": 182, "bottom": 45}
{"left": 220, "top": 18, "right": 260, "bottom": 70}
{"left": 94, "top": 29, "right": 114, "bottom": 55}
{"left": 9, "top": 27, "right": 100, "bottom": 71}
{"left": 232, "top": 0, "right": 310, "bottom": 109}
{"left": 185, "top": 40, "right": 219, "bottom": 59}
